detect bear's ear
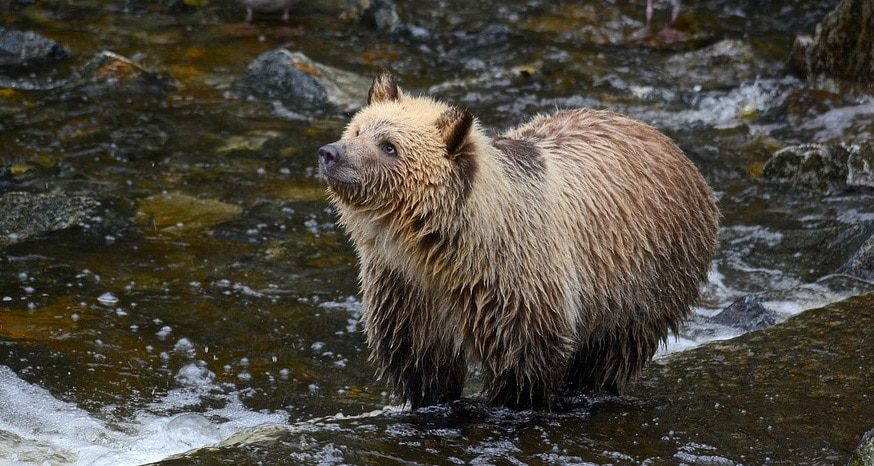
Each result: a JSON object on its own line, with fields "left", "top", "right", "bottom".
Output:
{"left": 367, "top": 71, "right": 400, "bottom": 105}
{"left": 436, "top": 106, "right": 474, "bottom": 158}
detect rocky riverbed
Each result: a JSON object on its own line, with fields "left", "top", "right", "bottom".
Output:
{"left": 1, "top": 0, "right": 872, "bottom": 464}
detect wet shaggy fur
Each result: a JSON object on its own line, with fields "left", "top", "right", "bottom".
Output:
{"left": 320, "top": 72, "right": 719, "bottom": 410}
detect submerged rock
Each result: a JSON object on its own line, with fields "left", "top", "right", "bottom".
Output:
{"left": 792, "top": 0, "right": 874, "bottom": 92}
{"left": 0, "top": 192, "right": 99, "bottom": 248}
{"left": 135, "top": 192, "right": 243, "bottom": 235}
{"left": 0, "top": 27, "right": 68, "bottom": 69}
{"left": 763, "top": 142, "right": 874, "bottom": 193}
{"left": 236, "top": 49, "right": 370, "bottom": 116}
{"left": 710, "top": 294, "right": 776, "bottom": 331}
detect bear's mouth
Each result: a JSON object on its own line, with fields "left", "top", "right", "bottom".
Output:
{"left": 322, "top": 173, "right": 365, "bottom": 205}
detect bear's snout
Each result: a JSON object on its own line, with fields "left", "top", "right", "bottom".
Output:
{"left": 318, "top": 143, "right": 343, "bottom": 170}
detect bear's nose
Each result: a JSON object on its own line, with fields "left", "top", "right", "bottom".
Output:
{"left": 318, "top": 144, "right": 343, "bottom": 169}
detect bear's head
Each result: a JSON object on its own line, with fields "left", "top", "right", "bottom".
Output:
{"left": 319, "top": 72, "right": 477, "bottom": 217}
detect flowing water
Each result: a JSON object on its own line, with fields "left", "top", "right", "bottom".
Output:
{"left": 1, "top": 0, "right": 872, "bottom": 464}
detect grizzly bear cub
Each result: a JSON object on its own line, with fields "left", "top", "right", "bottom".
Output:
{"left": 318, "top": 72, "right": 718, "bottom": 409}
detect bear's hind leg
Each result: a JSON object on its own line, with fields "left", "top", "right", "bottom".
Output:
{"left": 563, "top": 321, "right": 667, "bottom": 395}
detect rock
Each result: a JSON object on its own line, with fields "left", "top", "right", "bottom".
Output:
{"left": 73, "top": 51, "right": 175, "bottom": 97}
{"left": 763, "top": 142, "right": 874, "bottom": 193}
{"left": 0, "top": 192, "right": 99, "bottom": 248}
{"left": 848, "top": 429, "right": 874, "bottom": 466}
{"left": 792, "top": 0, "right": 874, "bottom": 92}
{"left": 710, "top": 294, "right": 777, "bottom": 331}
{"left": 236, "top": 49, "right": 370, "bottom": 116}
{"left": 764, "top": 143, "right": 850, "bottom": 193}
{"left": 664, "top": 39, "right": 776, "bottom": 90}
{"left": 839, "top": 233, "right": 874, "bottom": 281}
{"left": 0, "top": 27, "right": 68, "bottom": 69}
{"left": 135, "top": 192, "right": 243, "bottom": 235}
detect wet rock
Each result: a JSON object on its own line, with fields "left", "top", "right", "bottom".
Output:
{"left": 792, "top": 0, "right": 874, "bottom": 92}
{"left": 135, "top": 192, "right": 243, "bottom": 235}
{"left": 710, "top": 294, "right": 777, "bottom": 331}
{"left": 664, "top": 39, "right": 776, "bottom": 89}
{"left": 763, "top": 142, "right": 874, "bottom": 193}
{"left": 0, "top": 27, "right": 68, "bottom": 69}
{"left": 838, "top": 234, "right": 874, "bottom": 281}
{"left": 236, "top": 49, "right": 370, "bottom": 116}
{"left": 0, "top": 192, "right": 99, "bottom": 248}
{"left": 848, "top": 429, "right": 874, "bottom": 466}
{"left": 71, "top": 51, "right": 175, "bottom": 97}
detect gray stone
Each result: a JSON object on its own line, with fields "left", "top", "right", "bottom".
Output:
{"left": 0, "top": 27, "right": 68, "bottom": 69}
{"left": 764, "top": 143, "right": 850, "bottom": 193}
{"left": 711, "top": 294, "right": 777, "bottom": 331}
{"left": 0, "top": 192, "right": 99, "bottom": 248}
{"left": 237, "top": 49, "right": 369, "bottom": 116}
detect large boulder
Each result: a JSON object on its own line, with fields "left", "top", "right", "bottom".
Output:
{"left": 791, "top": 0, "right": 874, "bottom": 92}
{"left": 236, "top": 50, "right": 370, "bottom": 116}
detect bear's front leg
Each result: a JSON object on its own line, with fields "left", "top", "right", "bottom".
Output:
{"left": 362, "top": 266, "right": 466, "bottom": 409}
{"left": 470, "top": 292, "right": 574, "bottom": 410}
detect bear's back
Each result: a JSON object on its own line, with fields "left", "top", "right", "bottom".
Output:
{"left": 499, "top": 108, "right": 718, "bottom": 333}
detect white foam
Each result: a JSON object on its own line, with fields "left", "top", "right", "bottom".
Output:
{"left": 0, "top": 365, "right": 287, "bottom": 466}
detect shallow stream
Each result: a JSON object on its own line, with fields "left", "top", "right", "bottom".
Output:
{"left": 1, "top": 1, "right": 872, "bottom": 464}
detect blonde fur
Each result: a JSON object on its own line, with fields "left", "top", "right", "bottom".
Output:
{"left": 322, "top": 75, "right": 719, "bottom": 409}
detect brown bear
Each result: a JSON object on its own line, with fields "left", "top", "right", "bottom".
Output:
{"left": 318, "top": 72, "right": 719, "bottom": 410}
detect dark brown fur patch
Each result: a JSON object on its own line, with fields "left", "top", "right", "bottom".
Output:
{"left": 491, "top": 137, "right": 545, "bottom": 180}
{"left": 367, "top": 71, "right": 399, "bottom": 105}
{"left": 451, "top": 142, "right": 478, "bottom": 204}
{"left": 437, "top": 107, "right": 474, "bottom": 157}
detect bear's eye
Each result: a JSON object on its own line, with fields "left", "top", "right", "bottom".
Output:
{"left": 380, "top": 142, "right": 397, "bottom": 156}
